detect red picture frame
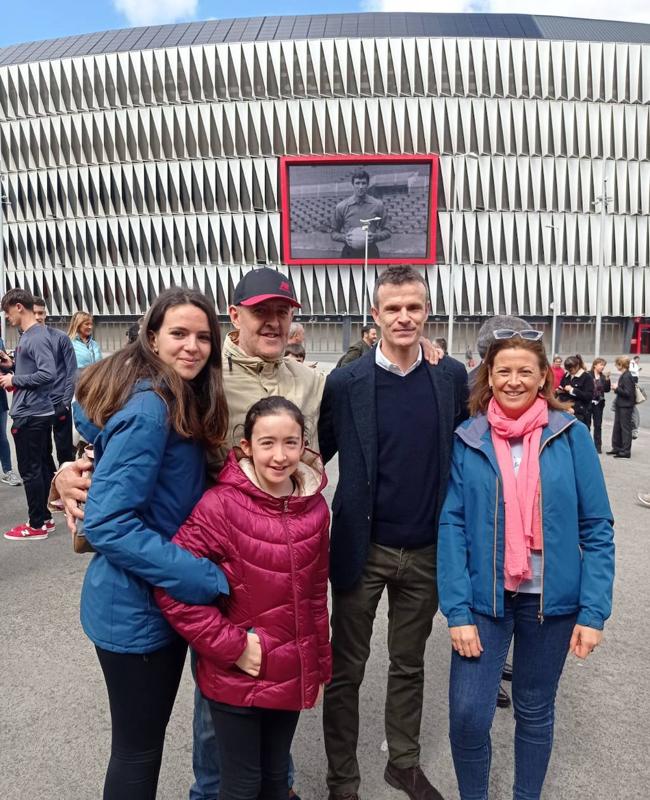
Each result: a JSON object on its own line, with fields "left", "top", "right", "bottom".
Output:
{"left": 279, "top": 154, "right": 439, "bottom": 265}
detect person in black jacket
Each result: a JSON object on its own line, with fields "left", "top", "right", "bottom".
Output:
{"left": 433, "top": 338, "right": 469, "bottom": 422}
{"left": 607, "top": 356, "right": 636, "bottom": 458}
{"left": 556, "top": 355, "right": 594, "bottom": 425}
{"left": 584, "top": 358, "right": 611, "bottom": 453}
{"left": 319, "top": 266, "right": 456, "bottom": 800}
{"left": 336, "top": 324, "right": 378, "bottom": 367}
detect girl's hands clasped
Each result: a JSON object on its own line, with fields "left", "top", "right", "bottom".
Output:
{"left": 449, "top": 625, "right": 484, "bottom": 658}
{"left": 235, "top": 632, "right": 262, "bottom": 676}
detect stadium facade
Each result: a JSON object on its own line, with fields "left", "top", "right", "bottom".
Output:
{"left": 1, "top": 12, "right": 650, "bottom": 355}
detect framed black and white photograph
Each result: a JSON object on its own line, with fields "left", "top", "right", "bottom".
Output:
{"left": 280, "top": 154, "right": 439, "bottom": 265}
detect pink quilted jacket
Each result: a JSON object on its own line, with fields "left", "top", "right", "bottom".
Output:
{"left": 155, "top": 448, "right": 331, "bottom": 711}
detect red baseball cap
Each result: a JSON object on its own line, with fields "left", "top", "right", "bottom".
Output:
{"left": 233, "top": 267, "right": 301, "bottom": 308}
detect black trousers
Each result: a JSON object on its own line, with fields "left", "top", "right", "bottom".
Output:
{"left": 208, "top": 701, "right": 299, "bottom": 800}
{"left": 95, "top": 638, "right": 187, "bottom": 800}
{"left": 584, "top": 402, "right": 605, "bottom": 450}
{"left": 46, "top": 405, "right": 75, "bottom": 480}
{"left": 12, "top": 415, "right": 54, "bottom": 528}
{"left": 612, "top": 405, "right": 634, "bottom": 456}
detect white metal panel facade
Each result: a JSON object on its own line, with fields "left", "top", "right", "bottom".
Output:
{"left": 0, "top": 32, "right": 649, "bottom": 319}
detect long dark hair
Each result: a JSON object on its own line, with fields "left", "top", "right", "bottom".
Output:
{"left": 469, "top": 337, "right": 569, "bottom": 416}
{"left": 76, "top": 288, "right": 228, "bottom": 456}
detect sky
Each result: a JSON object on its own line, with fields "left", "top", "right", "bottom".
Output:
{"left": 1, "top": 0, "right": 648, "bottom": 49}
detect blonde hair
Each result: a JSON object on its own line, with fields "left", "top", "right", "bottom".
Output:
{"left": 67, "top": 311, "right": 93, "bottom": 340}
{"left": 615, "top": 356, "right": 630, "bottom": 371}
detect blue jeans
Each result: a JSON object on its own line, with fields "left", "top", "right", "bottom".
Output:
{"left": 0, "top": 409, "right": 13, "bottom": 472}
{"left": 448, "top": 592, "right": 577, "bottom": 800}
{"left": 189, "top": 653, "right": 295, "bottom": 800}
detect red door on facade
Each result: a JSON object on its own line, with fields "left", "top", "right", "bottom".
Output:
{"left": 631, "top": 321, "right": 650, "bottom": 354}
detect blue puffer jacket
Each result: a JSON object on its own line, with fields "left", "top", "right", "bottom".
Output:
{"left": 76, "top": 384, "right": 229, "bottom": 654}
{"left": 72, "top": 335, "right": 102, "bottom": 369}
{"left": 438, "top": 409, "right": 615, "bottom": 630}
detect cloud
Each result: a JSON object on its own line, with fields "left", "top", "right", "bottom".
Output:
{"left": 367, "top": 0, "right": 650, "bottom": 25}
{"left": 113, "top": 0, "right": 198, "bottom": 27}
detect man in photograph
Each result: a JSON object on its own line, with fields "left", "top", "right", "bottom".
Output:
{"left": 331, "top": 169, "right": 391, "bottom": 259}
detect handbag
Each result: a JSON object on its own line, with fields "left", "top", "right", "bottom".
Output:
{"left": 635, "top": 384, "right": 647, "bottom": 405}
{"left": 73, "top": 444, "right": 95, "bottom": 554}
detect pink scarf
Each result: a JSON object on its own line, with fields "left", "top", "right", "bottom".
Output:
{"left": 487, "top": 396, "right": 548, "bottom": 590}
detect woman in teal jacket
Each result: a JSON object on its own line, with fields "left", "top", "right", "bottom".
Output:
{"left": 72, "top": 288, "right": 229, "bottom": 799}
{"left": 68, "top": 310, "right": 103, "bottom": 369}
{"left": 438, "top": 331, "right": 614, "bottom": 800}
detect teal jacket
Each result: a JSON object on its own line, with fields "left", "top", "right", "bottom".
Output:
{"left": 72, "top": 335, "right": 102, "bottom": 369}
{"left": 438, "top": 410, "right": 615, "bottom": 630}
{"left": 75, "top": 385, "right": 228, "bottom": 654}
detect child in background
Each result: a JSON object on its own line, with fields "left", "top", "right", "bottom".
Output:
{"left": 155, "top": 396, "right": 331, "bottom": 800}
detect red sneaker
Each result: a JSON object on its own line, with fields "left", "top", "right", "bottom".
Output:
{"left": 43, "top": 518, "right": 56, "bottom": 534}
{"left": 4, "top": 523, "right": 49, "bottom": 541}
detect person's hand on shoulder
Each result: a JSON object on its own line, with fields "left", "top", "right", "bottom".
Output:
{"left": 52, "top": 460, "right": 93, "bottom": 534}
{"left": 420, "top": 337, "right": 440, "bottom": 365}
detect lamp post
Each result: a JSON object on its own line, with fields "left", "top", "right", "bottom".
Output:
{"left": 593, "top": 173, "right": 612, "bottom": 358}
{"left": 0, "top": 175, "right": 8, "bottom": 342}
{"left": 447, "top": 153, "right": 480, "bottom": 356}
{"left": 546, "top": 214, "right": 559, "bottom": 358}
{"left": 360, "top": 216, "right": 381, "bottom": 325}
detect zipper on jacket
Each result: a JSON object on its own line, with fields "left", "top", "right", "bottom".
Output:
{"left": 282, "top": 498, "right": 306, "bottom": 706}
{"left": 534, "top": 424, "right": 572, "bottom": 624}
{"left": 493, "top": 477, "right": 498, "bottom": 617}
{"left": 537, "top": 478, "right": 545, "bottom": 625}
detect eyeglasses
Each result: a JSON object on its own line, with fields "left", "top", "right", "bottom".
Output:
{"left": 493, "top": 329, "right": 543, "bottom": 342}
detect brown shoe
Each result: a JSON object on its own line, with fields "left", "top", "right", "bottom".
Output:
{"left": 327, "top": 793, "right": 359, "bottom": 800}
{"left": 384, "top": 763, "right": 445, "bottom": 800}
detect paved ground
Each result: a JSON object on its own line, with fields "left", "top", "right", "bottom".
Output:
{"left": 1, "top": 404, "right": 649, "bottom": 799}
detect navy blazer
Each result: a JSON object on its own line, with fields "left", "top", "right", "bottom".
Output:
{"left": 435, "top": 354, "right": 469, "bottom": 423}
{"left": 319, "top": 350, "right": 459, "bottom": 590}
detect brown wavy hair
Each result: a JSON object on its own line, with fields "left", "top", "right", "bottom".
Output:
{"left": 76, "top": 288, "right": 228, "bottom": 456}
{"left": 469, "top": 337, "right": 569, "bottom": 417}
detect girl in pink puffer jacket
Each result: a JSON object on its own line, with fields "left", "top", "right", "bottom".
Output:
{"left": 155, "top": 396, "right": 331, "bottom": 800}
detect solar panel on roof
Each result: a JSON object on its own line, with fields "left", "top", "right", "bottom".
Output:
{"left": 2, "top": 13, "right": 650, "bottom": 65}
{"left": 518, "top": 15, "right": 542, "bottom": 38}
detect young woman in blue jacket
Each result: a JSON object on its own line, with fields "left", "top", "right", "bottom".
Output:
{"left": 438, "top": 331, "right": 615, "bottom": 800}
{"left": 72, "top": 288, "right": 229, "bottom": 799}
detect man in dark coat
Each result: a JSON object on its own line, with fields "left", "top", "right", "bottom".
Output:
{"left": 336, "top": 324, "right": 378, "bottom": 368}
{"left": 433, "top": 337, "right": 469, "bottom": 423}
{"left": 319, "top": 266, "right": 458, "bottom": 800}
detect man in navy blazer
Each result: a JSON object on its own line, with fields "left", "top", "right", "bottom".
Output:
{"left": 433, "top": 337, "right": 469, "bottom": 423}
{"left": 319, "top": 266, "right": 458, "bottom": 800}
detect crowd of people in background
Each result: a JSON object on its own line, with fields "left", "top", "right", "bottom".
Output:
{"left": 5, "top": 265, "right": 648, "bottom": 800}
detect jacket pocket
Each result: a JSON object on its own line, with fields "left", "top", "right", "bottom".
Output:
{"left": 255, "top": 628, "right": 269, "bottom": 681}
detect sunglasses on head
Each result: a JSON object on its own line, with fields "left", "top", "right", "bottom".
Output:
{"left": 493, "top": 329, "right": 543, "bottom": 342}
